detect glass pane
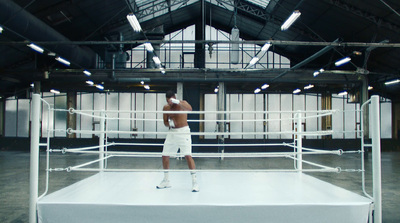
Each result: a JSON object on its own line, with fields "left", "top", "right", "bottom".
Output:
{"left": 135, "top": 93, "right": 144, "bottom": 139}
{"left": 306, "top": 95, "right": 318, "bottom": 139}
{"left": 157, "top": 93, "right": 168, "bottom": 139}
{"left": 119, "top": 93, "right": 131, "bottom": 139}
{"left": 281, "top": 94, "right": 292, "bottom": 139}
{"left": 80, "top": 93, "right": 93, "bottom": 138}
{"left": 144, "top": 93, "right": 157, "bottom": 138}
{"left": 54, "top": 95, "right": 67, "bottom": 137}
{"left": 293, "top": 94, "right": 305, "bottom": 111}
{"left": 229, "top": 94, "right": 242, "bottom": 139}
{"left": 130, "top": 93, "right": 137, "bottom": 138}
{"left": 267, "top": 94, "right": 280, "bottom": 139}
{"left": 204, "top": 94, "right": 217, "bottom": 139}
{"left": 16, "top": 99, "right": 29, "bottom": 137}
{"left": 255, "top": 94, "right": 264, "bottom": 139}
{"left": 5, "top": 98, "right": 17, "bottom": 137}
{"left": 245, "top": 0, "right": 271, "bottom": 8}
{"left": 344, "top": 103, "right": 356, "bottom": 139}
{"left": 243, "top": 94, "right": 255, "bottom": 139}
{"left": 106, "top": 93, "right": 119, "bottom": 138}
{"left": 381, "top": 101, "right": 392, "bottom": 138}
{"left": 332, "top": 95, "right": 344, "bottom": 139}
{"left": 93, "top": 93, "right": 106, "bottom": 139}
{"left": 42, "top": 93, "right": 54, "bottom": 138}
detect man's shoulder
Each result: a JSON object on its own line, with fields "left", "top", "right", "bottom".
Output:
{"left": 163, "top": 104, "right": 170, "bottom": 110}
{"left": 180, "top": 100, "right": 190, "bottom": 105}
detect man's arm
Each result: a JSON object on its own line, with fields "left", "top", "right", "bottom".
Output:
{"left": 163, "top": 105, "right": 169, "bottom": 127}
{"left": 177, "top": 100, "right": 192, "bottom": 111}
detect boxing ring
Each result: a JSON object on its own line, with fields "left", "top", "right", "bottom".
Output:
{"left": 29, "top": 94, "right": 382, "bottom": 223}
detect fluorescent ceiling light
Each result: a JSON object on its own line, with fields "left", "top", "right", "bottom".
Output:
{"left": 83, "top": 70, "right": 91, "bottom": 76}
{"left": 152, "top": 56, "right": 161, "bottom": 65}
{"left": 86, "top": 80, "right": 94, "bottom": 86}
{"left": 338, "top": 91, "right": 348, "bottom": 96}
{"left": 144, "top": 85, "right": 150, "bottom": 90}
{"left": 319, "top": 68, "right": 325, "bottom": 73}
{"left": 293, "top": 88, "right": 301, "bottom": 94}
{"left": 140, "top": 81, "right": 144, "bottom": 85}
{"left": 214, "top": 86, "right": 219, "bottom": 93}
{"left": 368, "top": 86, "right": 373, "bottom": 90}
{"left": 249, "top": 57, "right": 259, "bottom": 66}
{"left": 0, "top": 26, "right": 3, "bottom": 33}
{"left": 27, "top": 43, "right": 44, "bottom": 54}
{"left": 385, "top": 79, "right": 400, "bottom": 85}
{"left": 335, "top": 57, "right": 351, "bottom": 67}
{"left": 261, "top": 42, "right": 271, "bottom": 51}
{"left": 254, "top": 88, "right": 261, "bottom": 94}
{"left": 96, "top": 84, "right": 104, "bottom": 90}
{"left": 313, "top": 71, "right": 320, "bottom": 77}
{"left": 126, "top": 14, "right": 142, "bottom": 32}
{"left": 261, "top": 84, "right": 269, "bottom": 89}
{"left": 48, "top": 52, "right": 56, "bottom": 56}
{"left": 55, "top": 56, "right": 70, "bottom": 66}
{"left": 281, "top": 10, "right": 301, "bottom": 31}
{"left": 50, "top": 89, "right": 60, "bottom": 94}
{"left": 144, "top": 43, "right": 154, "bottom": 52}
{"left": 304, "top": 84, "right": 314, "bottom": 90}
{"left": 160, "top": 67, "right": 166, "bottom": 74}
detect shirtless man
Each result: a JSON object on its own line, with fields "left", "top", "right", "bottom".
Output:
{"left": 156, "top": 90, "right": 199, "bottom": 192}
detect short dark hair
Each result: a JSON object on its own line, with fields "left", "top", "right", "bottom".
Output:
{"left": 166, "top": 90, "right": 176, "bottom": 98}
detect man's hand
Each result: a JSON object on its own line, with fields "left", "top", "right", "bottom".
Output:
{"left": 170, "top": 98, "right": 180, "bottom": 104}
{"left": 168, "top": 118, "right": 175, "bottom": 128}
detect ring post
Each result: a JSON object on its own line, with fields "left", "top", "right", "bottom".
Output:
{"left": 29, "top": 93, "right": 41, "bottom": 223}
{"left": 296, "top": 112, "right": 303, "bottom": 171}
{"left": 99, "top": 111, "right": 105, "bottom": 170}
{"left": 371, "top": 95, "right": 382, "bottom": 223}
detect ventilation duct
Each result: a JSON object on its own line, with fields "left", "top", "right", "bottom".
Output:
{"left": 0, "top": 0, "right": 97, "bottom": 68}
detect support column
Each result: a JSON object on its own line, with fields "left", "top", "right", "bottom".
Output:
{"left": 99, "top": 111, "right": 105, "bottom": 170}
{"left": 184, "top": 84, "right": 200, "bottom": 145}
{"left": 360, "top": 76, "right": 369, "bottom": 138}
{"left": 29, "top": 94, "right": 41, "bottom": 223}
{"left": 217, "top": 82, "right": 226, "bottom": 154}
{"left": 296, "top": 112, "right": 303, "bottom": 171}
{"left": 177, "top": 82, "right": 183, "bottom": 100}
{"left": 199, "top": 93, "right": 205, "bottom": 140}
{"left": 321, "top": 92, "right": 332, "bottom": 139}
{"left": 67, "top": 92, "right": 77, "bottom": 138}
{"left": 194, "top": 1, "right": 205, "bottom": 69}
{"left": 371, "top": 95, "right": 382, "bottom": 223}
{"left": 33, "top": 81, "right": 41, "bottom": 94}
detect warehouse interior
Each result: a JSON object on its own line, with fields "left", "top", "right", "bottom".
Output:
{"left": 0, "top": 0, "right": 400, "bottom": 222}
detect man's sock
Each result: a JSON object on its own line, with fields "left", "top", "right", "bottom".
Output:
{"left": 164, "top": 171, "right": 169, "bottom": 181}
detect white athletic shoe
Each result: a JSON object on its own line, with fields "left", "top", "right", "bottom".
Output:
{"left": 192, "top": 182, "right": 199, "bottom": 192}
{"left": 156, "top": 179, "right": 171, "bottom": 189}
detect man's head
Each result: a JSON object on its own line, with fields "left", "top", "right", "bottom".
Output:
{"left": 166, "top": 90, "right": 176, "bottom": 99}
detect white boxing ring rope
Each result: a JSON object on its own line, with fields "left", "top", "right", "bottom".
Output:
{"left": 29, "top": 94, "right": 383, "bottom": 223}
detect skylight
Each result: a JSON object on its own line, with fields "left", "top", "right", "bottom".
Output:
{"left": 245, "top": 0, "right": 271, "bottom": 9}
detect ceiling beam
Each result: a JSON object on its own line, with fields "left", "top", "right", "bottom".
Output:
{"left": 323, "top": 0, "right": 400, "bottom": 33}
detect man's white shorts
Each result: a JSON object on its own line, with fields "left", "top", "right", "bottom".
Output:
{"left": 162, "top": 126, "right": 192, "bottom": 156}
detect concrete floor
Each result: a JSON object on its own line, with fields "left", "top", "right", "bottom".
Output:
{"left": 0, "top": 150, "right": 399, "bottom": 222}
